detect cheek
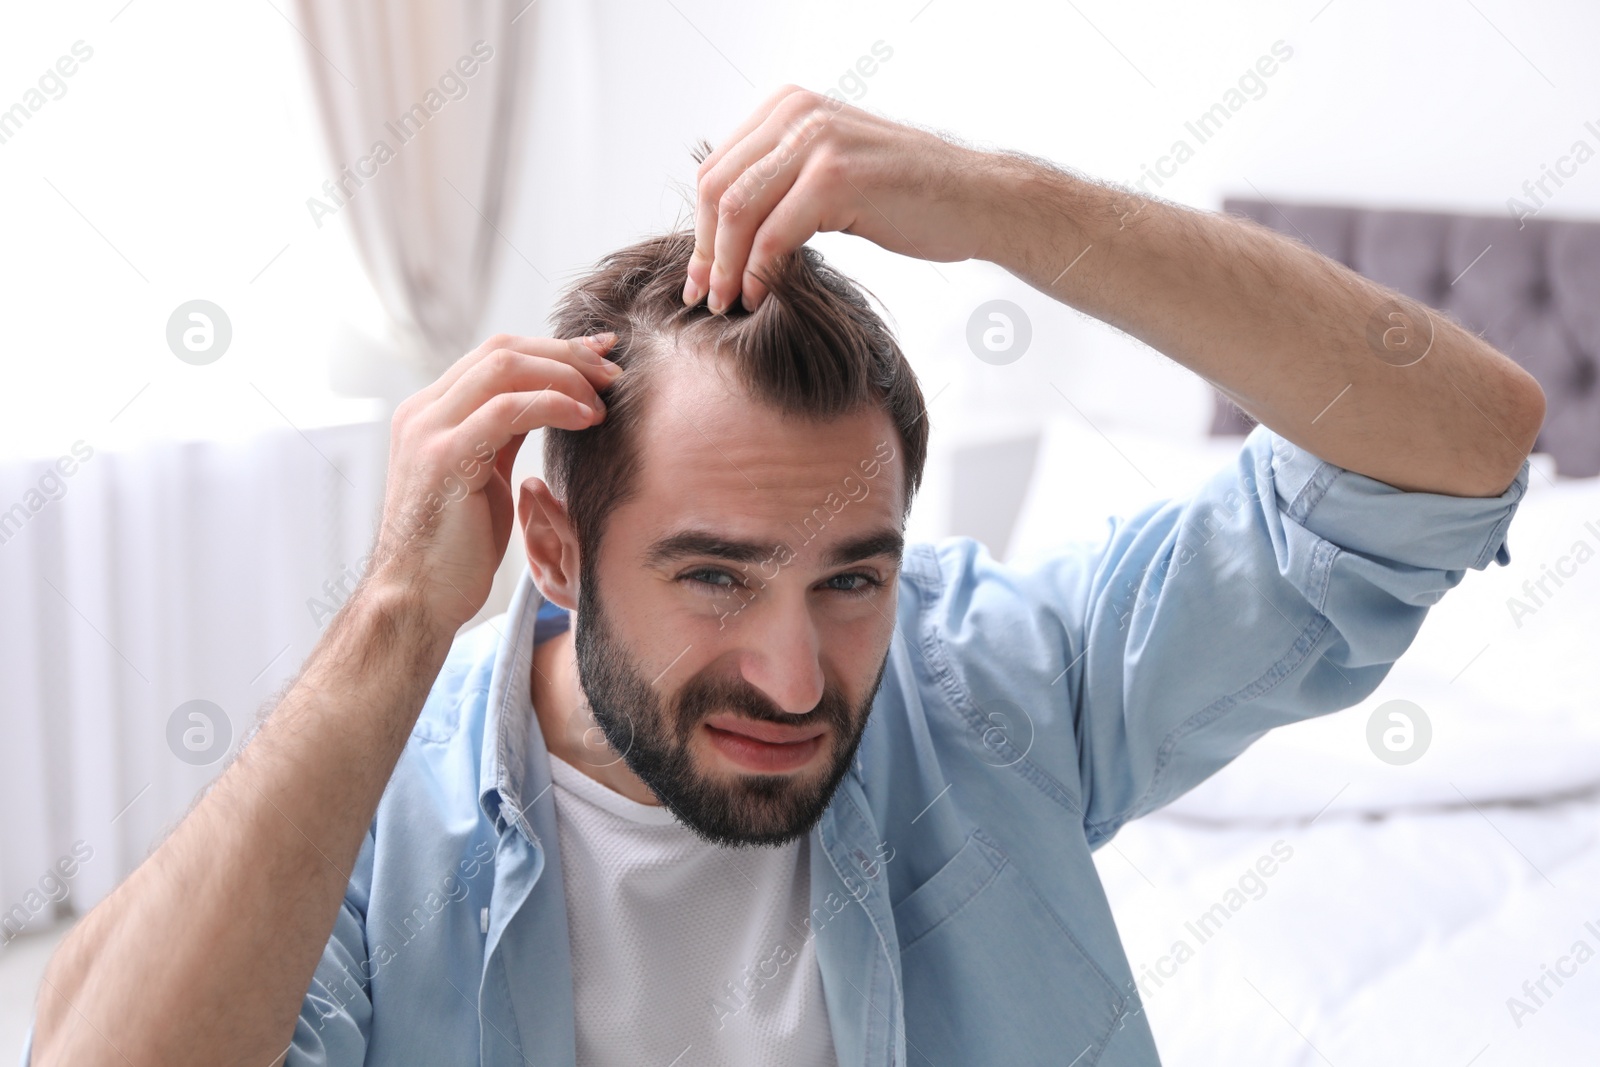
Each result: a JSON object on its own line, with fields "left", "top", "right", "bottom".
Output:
{"left": 661, "top": 579, "right": 760, "bottom": 636}
{"left": 824, "top": 594, "right": 897, "bottom": 678}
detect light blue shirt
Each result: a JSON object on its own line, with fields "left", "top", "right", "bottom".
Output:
{"left": 21, "top": 425, "right": 1528, "bottom": 1066}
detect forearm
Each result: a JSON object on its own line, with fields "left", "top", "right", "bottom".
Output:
{"left": 975, "top": 153, "right": 1545, "bottom": 498}
{"left": 33, "top": 579, "right": 454, "bottom": 1066}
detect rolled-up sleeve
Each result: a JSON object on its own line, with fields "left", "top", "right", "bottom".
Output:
{"left": 927, "top": 424, "right": 1529, "bottom": 848}
{"left": 285, "top": 829, "right": 377, "bottom": 1066}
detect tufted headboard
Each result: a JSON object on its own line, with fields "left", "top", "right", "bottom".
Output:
{"left": 1210, "top": 198, "right": 1600, "bottom": 477}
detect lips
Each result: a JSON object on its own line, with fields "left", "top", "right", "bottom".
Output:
{"left": 703, "top": 714, "right": 825, "bottom": 745}
{"left": 702, "top": 715, "right": 828, "bottom": 773}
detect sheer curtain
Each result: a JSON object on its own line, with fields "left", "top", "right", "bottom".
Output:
{"left": 0, "top": 417, "right": 388, "bottom": 931}
{"left": 291, "top": 0, "right": 540, "bottom": 379}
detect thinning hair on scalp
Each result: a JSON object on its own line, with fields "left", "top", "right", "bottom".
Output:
{"left": 540, "top": 225, "right": 929, "bottom": 563}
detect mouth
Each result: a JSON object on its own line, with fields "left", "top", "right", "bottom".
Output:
{"left": 702, "top": 715, "right": 827, "bottom": 773}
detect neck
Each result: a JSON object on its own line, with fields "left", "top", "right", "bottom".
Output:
{"left": 531, "top": 623, "right": 662, "bottom": 806}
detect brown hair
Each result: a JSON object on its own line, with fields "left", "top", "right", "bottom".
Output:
{"left": 541, "top": 226, "right": 929, "bottom": 562}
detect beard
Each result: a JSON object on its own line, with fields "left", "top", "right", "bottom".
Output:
{"left": 571, "top": 553, "right": 888, "bottom": 848}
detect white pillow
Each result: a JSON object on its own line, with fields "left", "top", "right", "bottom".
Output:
{"left": 1005, "top": 420, "right": 1251, "bottom": 565}
{"left": 1005, "top": 419, "right": 1598, "bottom": 817}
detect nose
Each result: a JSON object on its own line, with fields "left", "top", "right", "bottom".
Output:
{"left": 736, "top": 600, "right": 827, "bottom": 716}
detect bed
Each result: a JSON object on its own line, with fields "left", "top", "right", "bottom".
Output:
{"left": 1003, "top": 198, "right": 1600, "bottom": 1065}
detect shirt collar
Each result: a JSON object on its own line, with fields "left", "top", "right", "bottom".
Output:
{"left": 477, "top": 564, "right": 568, "bottom": 844}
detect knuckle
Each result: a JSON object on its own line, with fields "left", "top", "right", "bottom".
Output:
{"left": 489, "top": 390, "right": 528, "bottom": 424}
{"left": 697, "top": 182, "right": 724, "bottom": 220}
{"left": 749, "top": 231, "right": 779, "bottom": 264}
{"left": 418, "top": 437, "right": 456, "bottom": 472}
{"left": 391, "top": 394, "right": 418, "bottom": 426}
{"left": 794, "top": 106, "right": 832, "bottom": 143}
{"left": 483, "top": 332, "right": 514, "bottom": 352}
{"left": 808, "top": 147, "right": 847, "bottom": 189}
{"left": 486, "top": 347, "right": 521, "bottom": 376}
{"left": 777, "top": 88, "right": 819, "bottom": 120}
{"left": 717, "top": 186, "right": 748, "bottom": 219}
{"left": 552, "top": 359, "right": 586, "bottom": 389}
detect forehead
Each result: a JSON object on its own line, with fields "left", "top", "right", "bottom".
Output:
{"left": 620, "top": 348, "right": 905, "bottom": 548}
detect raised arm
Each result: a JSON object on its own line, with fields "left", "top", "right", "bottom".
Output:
{"left": 682, "top": 86, "right": 1546, "bottom": 498}
{"left": 973, "top": 157, "right": 1545, "bottom": 498}
{"left": 29, "top": 333, "right": 620, "bottom": 1066}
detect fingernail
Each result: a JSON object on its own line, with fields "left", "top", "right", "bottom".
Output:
{"left": 707, "top": 290, "right": 725, "bottom": 315}
{"left": 586, "top": 331, "right": 616, "bottom": 346}
{"left": 683, "top": 278, "right": 701, "bottom": 306}
{"left": 600, "top": 359, "right": 623, "bottom": 376}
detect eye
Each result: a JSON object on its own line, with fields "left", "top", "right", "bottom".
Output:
{"left": 823, "top": 571, "right": 885, "bottom": 597}
{"left": 680, "top": 567, "right": 743, "bottom": 594}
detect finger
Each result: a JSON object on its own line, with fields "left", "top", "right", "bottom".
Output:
{"left": 702, "top": 94, "right": 845, "bottom": 312}
{"left": 438, "top": 333, "right": 617, "bottom": 406}
{"left": 434, "top": 346, "right": 617, "bottom": 429}
{"left": 493, "top": 430, "right": 524, "bottom": 487}
{"left": 413, "top": 333, "right": 617, "bottom": 410}
{"left": 456, "top": 389, "right": 600, "bottom": 491}
{"left": 711, "top": 126, "right": 829, "bottom": 313}
{"left": 687, "top": 86, "right": 812, "bottom": 306}
{"left": 740, "top": 188, "right": 829, "bottom": 311}
{"left": 484, "top": 465, "right": 517, "bottom": 558}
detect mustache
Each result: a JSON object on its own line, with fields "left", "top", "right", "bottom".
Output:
{"left": 671, "top": 672, "right": 854, "bottom": 735}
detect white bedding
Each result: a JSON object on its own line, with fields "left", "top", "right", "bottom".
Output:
{"left": 1096, "top": 796, "right": 1600, "bottom": 1065}
{"left": 1007, "top": 420, "right": 1600, "bottom": 1063}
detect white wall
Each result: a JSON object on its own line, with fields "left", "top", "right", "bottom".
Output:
{"left": 0, "top": 1, "right": 383, "bottom": 461}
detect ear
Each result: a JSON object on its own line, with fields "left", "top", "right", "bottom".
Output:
{"left": 518, "top": 477, "right": 581, "bottom": 611}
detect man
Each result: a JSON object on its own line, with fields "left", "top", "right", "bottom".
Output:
{"left": 28, "top": 87, "right": 1542, "bottom": 1066}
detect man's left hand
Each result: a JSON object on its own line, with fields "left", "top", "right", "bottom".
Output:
{"left": 684, "top": 84, "right": 991, "bottom": 314}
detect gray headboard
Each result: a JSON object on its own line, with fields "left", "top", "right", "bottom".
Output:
{"left": 1210, "top": 198, "right": 1600, "bottom": 477}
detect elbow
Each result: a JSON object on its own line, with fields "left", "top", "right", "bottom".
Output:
{"left": 1504, "top": 364, "right": 1547, "bottom": 468}
{"left": 1513, "top": 372, "right": 1548, "bottom": 455}
{"left": 1478, "top": 364, "right": 1546, "bottom": 496}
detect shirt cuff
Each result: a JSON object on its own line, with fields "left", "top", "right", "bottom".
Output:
{"left": 1253, "top": 424, "right": 1530, "bottom": 571}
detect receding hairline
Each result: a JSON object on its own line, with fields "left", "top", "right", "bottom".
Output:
{"left": 622, "top": 357, "right": 911, "bottom": 526}
{"left": 540, "top": 227, "right": 929, "bottom": 561}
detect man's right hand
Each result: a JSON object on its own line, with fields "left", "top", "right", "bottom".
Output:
{"left": 29, "top": 331, "right": 620, "bottom": 1067}
{"left": 367, "top": 332, "right": 621, "bottom": 635}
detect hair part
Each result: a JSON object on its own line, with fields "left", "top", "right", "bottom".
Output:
{"left": 541, "top": 226, "right": 928, "bottom": 562}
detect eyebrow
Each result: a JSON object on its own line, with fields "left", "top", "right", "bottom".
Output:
{"left": 643, "top": 527, "right": 905, "bottom": 570}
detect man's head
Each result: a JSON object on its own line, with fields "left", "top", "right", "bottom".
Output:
{"left": 519, "top": 228, "right": 927, "bottom": 848}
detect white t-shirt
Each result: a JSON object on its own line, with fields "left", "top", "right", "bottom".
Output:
{"left": 547, "top": 752, "right": 840, "bottom": 1067}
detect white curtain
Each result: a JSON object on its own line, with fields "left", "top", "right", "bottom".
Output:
{"left": 291, "top": 0, "right": 540, "bottom": 378}
{"left": 0, "top": 418, "right": 389, "bottom": 932}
